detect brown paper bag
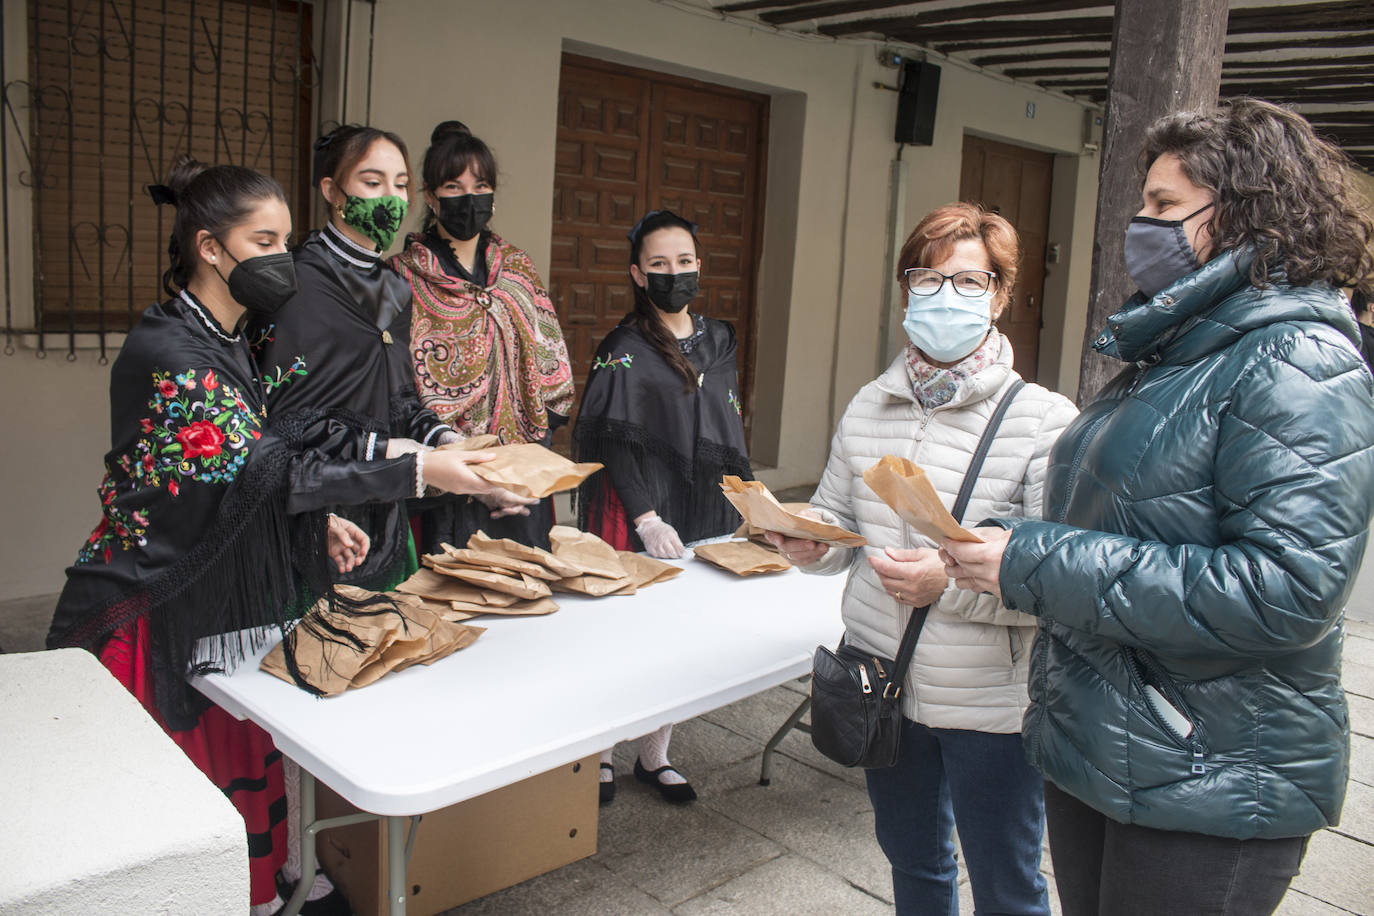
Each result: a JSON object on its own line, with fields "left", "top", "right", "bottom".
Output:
{"left": 260, "top": 595, "right": 410, "bottom": 695}
{"left": 467, "top": 530, "right": 582, "bottom": 578}
{"left": 425, "top": 563, "right": 553, "bottom": 600}
{"left": 862, "top": 455, "right": 984, "bottom": 544}
{"left": 719, "top": 476, "right": 866, "bottom": 547}
{"left": 396, "top": 568, "right": 503, "bottom": 605}
{"left": 389, "top": 620, "right": 485, "bottom": 673}
{"left": 693, "top": 539, "right": 793, "bottom": 576}
{"left": 437, "top": 545, "right": 561, "bottom": 581}
{"left": 463, "top": 596, "right": 561, "bottom": 616}
{"left": 548, "top": 525, "right": 628, "bottom": 579}
{"left": 435, "top": 441, "right": 603, "bottom": 498}
{"left": 552, "top": 574, "right": 637, "bottom": 597}
{"left": 390, "top": 589, "right": 477, "bottom": 622}
{"left": 616, "top": 551, "right": 684, "bottom": 589}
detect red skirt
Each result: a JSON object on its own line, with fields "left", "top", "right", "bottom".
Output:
{"left": 586, "top": 483, "right": 635, "bottom": 551}
{"left": 99, "top": 618, "right": 287, "bottom": 906}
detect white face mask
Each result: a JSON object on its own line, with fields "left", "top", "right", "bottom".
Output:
{"left": 902, "top": 285, "right": 993, "bottom": 362}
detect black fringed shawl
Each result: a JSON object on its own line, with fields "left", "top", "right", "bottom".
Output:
{"left": 250, "top": 224, "right": 451, "bottom": 588}
{"left": 574, "top": 316, "right": 752, "bottom": 547}
{"left": 48, "top": 294, "right": 388, "bottom": 728}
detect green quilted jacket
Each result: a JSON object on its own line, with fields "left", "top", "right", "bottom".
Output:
{"left": 999, "top": 248, "right": 1374, "bottom": 839}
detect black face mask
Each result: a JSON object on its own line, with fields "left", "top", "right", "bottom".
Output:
{"left": 644, "top": 271, "right": 699, "bottom": 313}
{"left": 437, "top": 192, "right": 494, "bottom": 241}
{"left": 214, "top": 244, "right": 297, "bottom": 315}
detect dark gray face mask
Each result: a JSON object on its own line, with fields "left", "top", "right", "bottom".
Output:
{"left": 1124, "top": 202, "right": 1213, "bottom": 298}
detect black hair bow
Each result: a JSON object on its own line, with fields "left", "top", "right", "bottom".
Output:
{"left": 147, "top": 184, "right": 178, "bottom": 206}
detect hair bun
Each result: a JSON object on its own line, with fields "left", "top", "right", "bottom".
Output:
{"left": 164, "top": 155, "right": 210, "bottom": 198}
{"left": 431, "top": 120, "right": 471, "bottom": 143}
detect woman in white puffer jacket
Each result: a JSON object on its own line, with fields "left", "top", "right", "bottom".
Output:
{"left": 769, "top": 203, "right": 1076, "bottom": 916}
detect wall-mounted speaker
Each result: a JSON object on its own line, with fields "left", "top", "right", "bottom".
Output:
{"left": 895, "top": 60, "right": 940, "bottom": 146}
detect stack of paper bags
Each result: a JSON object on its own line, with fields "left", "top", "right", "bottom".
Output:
{"left": 392, "top": 527, "right": 683, "bottom": 616}
{"left": 261, "top": 585, "right": 485, "bottom": 696}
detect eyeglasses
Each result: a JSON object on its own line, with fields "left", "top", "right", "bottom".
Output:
{"left": 904, "top": 267, "right": 997, "bottom": 297}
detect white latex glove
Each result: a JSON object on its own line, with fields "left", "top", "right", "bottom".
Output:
{"left": 476, "top": 487, "right": 535, "bottom": 518}
{"left": 635, "top": 514, "right": 686, "bottom": 559}
{"left": 385, "top": 437, "right": 427, "bottom": 458}
{"left": 436, "top": 429, "right": 463, "bottom": 446}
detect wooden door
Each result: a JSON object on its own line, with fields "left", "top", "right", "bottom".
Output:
{"left": 958, "top": 135, "right": 1053, "bottom": 382}
{"left": 549, "top": 55, "right": 769, "bottom": 450}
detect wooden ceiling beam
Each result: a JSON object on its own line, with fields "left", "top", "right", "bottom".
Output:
{"left": 1224, "top": 33, "right": 1374, "bottom": 54}
{"left": 759, "top": 0, "right": 945, "bottom": 26}
{"left": 1223, "top": 53, "right": 1374, "bottom": 69}
{"left": 1004, "top": 65, "right": 1110, "bottom": 78}
{"left": 1221, "top": 86, "right": 1374, "bottom": 104}
{"left": 766, "top": 0, "right": 1102, "bottom": 27}
{"left": 821, "top": 14, "right": 1112, "bottom": 40}
{"left": 714, "top": 1, "right": 811, "bottom": 13}
{"left": 1042, "top": 69, "right": 1374, "bottom": 92}
{"left": 1301, "top": 110, "right": 1374, "bottom": 125}
{"left": 970, "top": 48, "right": 1110, "bottom": 67}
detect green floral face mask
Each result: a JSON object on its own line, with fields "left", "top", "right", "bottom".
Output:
{"left": 338, "top": 194, "right": 408, "bottom": 251}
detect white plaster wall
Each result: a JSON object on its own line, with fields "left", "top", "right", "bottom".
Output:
{"left": 0, "top": 649, "right": 247, "bottom": 914}
{"left": 0, "top": 0, "right": 1100, "bottom": 600}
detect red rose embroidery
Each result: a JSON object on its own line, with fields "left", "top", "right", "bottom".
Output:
{"left": 88, "top": 518, "right": 109, "bottom": 543}
{"left": 142, "top": 454, "right": 155, "bottom": 472}
{"left": 168, "top": 479, "right": 180, "bottom": 497}
{"left": 139, "top": 417, "right": 154, "bottom": 434}
{"left": 177, "top": 420, "right": 225, "bottom": 459}
{"left": 202, "top": 369, "right": 219, "bottom": 390}
{"left": 157, "top": 379, "right": 178, "bottom": 399}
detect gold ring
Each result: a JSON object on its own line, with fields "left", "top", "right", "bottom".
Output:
{"left": 896, "top": 591, "right": 902, "bottom": 602}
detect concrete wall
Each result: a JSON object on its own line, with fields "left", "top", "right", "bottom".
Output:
{"left": 0, "top": 0, "right": 1098, "bottom": 600}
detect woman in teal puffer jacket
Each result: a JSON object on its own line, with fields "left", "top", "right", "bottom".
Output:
{"left": 943, "top": 99, "right": 1374, "bottom": 915}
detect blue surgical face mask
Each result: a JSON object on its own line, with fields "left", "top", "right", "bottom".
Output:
{"left": 902, "top": 285, "right": 993, "bottom": 363}
{"left": 1124, "top": 202, "right": 1213, "bottom": 298}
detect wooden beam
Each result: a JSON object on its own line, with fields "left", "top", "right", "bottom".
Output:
{"left": 1223, "top": 53, "right": 1374, "bottom": 70}
{"left": 821, "top": 14, "right": 1113, "bottom": 41}
{"left": 1228, "top": 0, "right": 1374, "bottom": 35}
{"left": 1302, "top": 111, "right": 1374, "bottom": 125}
{"left": 1079, "top": 0, "right": 1229, "bottom": 403}
{"left": 714, "top": 1, "right": 812, "bottom": 13}
{"left": 1225, "top": 32, "right": 1374, "bottom": 54}
{"left": 1221, "top": 86, "right": 1374, "bottom": 104}
{"left": 938, "top": 36, "right": 1111, "bottom": 55}
{"left": 758, "top": 0, "right": 945, "bottom": 26}
{"left": 1004, "top": 65, "right": 1111, "bottom": 79}
{"left": 766, "top": 0, "right": 1101, "bottom": 27}
{"left": 971, "top": 48, "right": 1112, "bottom": 67}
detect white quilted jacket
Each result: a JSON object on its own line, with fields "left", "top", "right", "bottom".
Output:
{"left": 804, "top": 337, "right": 1078, "bottom": 732}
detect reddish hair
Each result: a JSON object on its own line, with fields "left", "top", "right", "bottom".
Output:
{"left": 897, "top": 203, "right": 1019, "bottom": 311}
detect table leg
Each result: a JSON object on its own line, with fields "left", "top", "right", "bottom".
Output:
{"left": 280, "top": 769, "right": 317, "bottom": 916}
{"left": 387, "top": 816, "right": 409, "bottom": 916}
{"left": 759, "top": 694, "right": 811, "bottom": 786}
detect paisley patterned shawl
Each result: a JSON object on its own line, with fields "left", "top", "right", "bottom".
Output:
{"left": 391, "top": 232, "right": 574, "bottom": 444}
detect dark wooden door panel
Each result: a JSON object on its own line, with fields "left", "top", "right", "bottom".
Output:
{"left": 958, "top": 135, "right": 1054, "bottom": 383}
{"left": 551, "top": 55, "right": 768, "bottom": 451}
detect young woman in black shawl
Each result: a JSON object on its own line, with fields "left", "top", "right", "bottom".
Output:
{"left": 47, "top": 158, "right": 517, "bottom": 915}
{"left": 574, "top": 209, "right": 753, "bottom": 805}
{"left": 250, "top": 126, "right": 534, "bottom": 593}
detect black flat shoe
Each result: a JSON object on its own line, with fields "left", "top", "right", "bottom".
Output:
{"left": 633, "top": 758, "right": 697, "bottom": 804}
{"left": 599, "top": 763, "right": 616, "bottom": 805}
{"left": 273, "top": 869, "right": 353, "bottom": 916}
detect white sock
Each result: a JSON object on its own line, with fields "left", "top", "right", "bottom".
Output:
{"left": 281, "top": 757, "right": 338, "bottom": 902}
{"left": 638, "top": 723, "right": 686, "bottom": 785}
{"left": 599, "top": 748, "right": 615, "bottom": 782}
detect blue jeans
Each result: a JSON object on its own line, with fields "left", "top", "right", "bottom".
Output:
{"left": 865, "top": 718, "right": 1049, "bottom": 916}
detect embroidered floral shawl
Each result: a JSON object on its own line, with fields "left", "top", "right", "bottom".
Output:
{"left": 391, "top": 231, "right": 574, "bottom": 444}
{"left": 905, "top": 329, "right": 1005, "bottom": 411}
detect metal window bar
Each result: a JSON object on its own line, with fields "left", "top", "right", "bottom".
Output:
{"left": 2, "top": 0, "right": 340, "bottom": 362}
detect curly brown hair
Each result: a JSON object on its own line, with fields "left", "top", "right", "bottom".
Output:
{"left": 1144, "top": 98, "right": 1374, "bottom": 294}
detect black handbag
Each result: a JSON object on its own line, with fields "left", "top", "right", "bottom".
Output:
{"left": 809, "top": 379, "right": 1025, "bottom": 768}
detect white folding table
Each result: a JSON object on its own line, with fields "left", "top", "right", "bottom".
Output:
{"left": 193, "top": 553, "right": 845, "bottom": 916}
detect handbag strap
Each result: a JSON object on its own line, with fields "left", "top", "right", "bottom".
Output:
{"left": 885, "top": 378, "right": 1026, "bottom": 691}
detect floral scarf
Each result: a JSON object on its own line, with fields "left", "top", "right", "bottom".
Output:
{"left": 391, "top": 232, "right": 575, "bottom": 444}
{"left": 905, "top": 329, "right": 1003, "bottom": 411}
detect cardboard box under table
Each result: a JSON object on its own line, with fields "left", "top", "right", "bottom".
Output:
{"left": 317, "top": 755, "right": 598, "bottom": 916}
